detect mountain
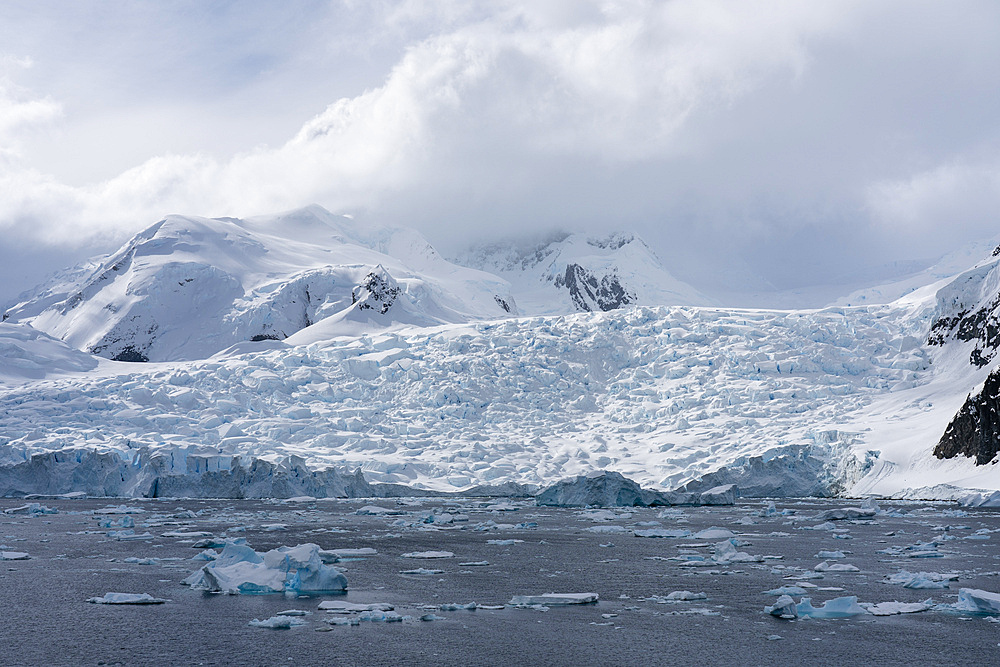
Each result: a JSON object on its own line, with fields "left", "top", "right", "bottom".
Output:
{"left": 453, "top": 231, "right": 714, "bottom": 315}
{"left": 2, "top": 206, "right": 516, "bottom": 361}
{"left": 4, "top": 210, "right": 1000, "bottom": 501}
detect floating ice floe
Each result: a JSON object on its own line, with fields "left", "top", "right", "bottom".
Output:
{"left": 665, "top": 591, "right": 707, "bottom": 601}
{"left": 318, "top": 601, "right": 394, "bottom": 613}
{"left": 487, "top": 539, "right": 522, "bottom": 546}
{"left": 509, "top": 593, "right": 599, "bottom": 606}
{"left": 884, "top": 570, "right": 956, "bottom": 589}
{"left": 87, "top": 593, "right": 169, "bottom": 605}
{"left": 4, "top": 503, "right": 57, "bottom": 515}
{"left": 713, "top": 539, "right": 762, "bottom": 564}
{"left": 319, "top": 547, "right": 377, "bottom": 562}
{"left": 815, "top": 507, "right": 876, "bottom": 521}
{"left": 633, "top": 528, "right": 691, "bottom": 538}
{"left": 814, "top": 561, "right": 860, "bottom": 573}
{"left": 401, "top": 568, "right": 444, "bottom": 575}
{"left": 764, "top": 586, "right": 807, "bottom": 596}
{"left": 694, "top": 527, "right": 736, "bottom": 540}
{"left": 865, "top": 601, "right": 932, "bottom": 616}
{"left": 439, "top": 602, "right": 477, "bottom": 611}
{"left": 400, "top": 550, "right": 453, "bottom": 559}
{"left": 182, "top": 543, "right": 347, "bottom": 595}
{"left": 249, "top": 616, "right": 307, "bottom": 629}
{"left": 816, "top": 550, "right": 846, "bottom": 559}
{"left": 1, "top": 551, "right": 29, "bottom": 560}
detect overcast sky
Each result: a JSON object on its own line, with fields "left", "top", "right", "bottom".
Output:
{"left": 2, "top": 0, "right": 999, "bottom": 304}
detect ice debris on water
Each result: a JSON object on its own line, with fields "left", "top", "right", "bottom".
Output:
{"left": 764, "top": 586, "right": 807, "bottom": 596}
{"left": 182, "top": 543, "right": 347, "bottom": 595}
{"left": 249, "top": 616, "right": 307, "bottom": 629}
{"left": 87, "top": 593, "right": 168, "bottom": 605}
{"left": 694, "top": 527, "right": 736, "bottom": 540}
{"left": 1, "top": 551, "right": 29, "bottom": 560}
{"left": 3, "top": 503, "right": 57, "bottom": 515}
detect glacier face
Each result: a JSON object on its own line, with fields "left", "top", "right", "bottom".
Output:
{"left": 3, "top": 206, "right": 516, "bottom": 362}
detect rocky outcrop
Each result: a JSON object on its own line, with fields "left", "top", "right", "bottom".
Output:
{"left": 936, "top": 368, "right": 1000, "bottom": 465}
{"left": 554, "top": 264, "right": 635, "bottom": 312}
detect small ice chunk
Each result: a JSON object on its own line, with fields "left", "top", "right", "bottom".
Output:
{"left": 277, "top": 609, "right": 310, "bottom": 616}
{"left": 764, "top": 586, "right": 807, "bottom": 596}
{"left": 487, "top": 539, "right": 523, "bottom": 545}
{"left": 816, "top": 550, "right": 846, "bottom": 559}
{"left": 400, "top": 551, "right": 454, "bottom": 559}
{"left": 633, "top": 528, "right": 691, "bottom": 538}
{"left": 796, "top": 596, "right": 869, "bottom": 619}
{"left": 401, "top": 568, "right": 444, "bottom": 575}
{"left": 249, "top": 616, "right": 307, "bottom": 629}
{"left": 765, "top": 595, "right": 798, "bottom": 619}
{"left": 665, "top": 591, "right": 707, "bottom": 601}
{"left": 87, "top": 593, "right": 168, "bottom": 605}
{"left": 439, "top": 602, "right": 477, "bottom": 611}
{"left": 509, "top": 593, "right": 598, "bottom": 606}
{"left": 459, "top": 561, "right": 490, "bottom": 566}
{"left": 1, "top": 552, "right": 29, "bottom": 560}
{"left": 421, "top": 614, "right": 446, "bottom": 621}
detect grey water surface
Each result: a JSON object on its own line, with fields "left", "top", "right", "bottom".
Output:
{"left": 0, "top": 497, "right": 997, "bottom": 666}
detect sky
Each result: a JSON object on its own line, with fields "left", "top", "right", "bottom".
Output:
{"left": 1, "top": 0, "right": 1000, "bottom": 305}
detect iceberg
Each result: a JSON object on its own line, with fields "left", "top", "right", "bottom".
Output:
{"left": 795, "top": 596, "right": 869, "bottom": 619}
{"left": 952, "top": 588, "right": 1000, "bottom": 614}
{"left": 183, "top": 543, "right": 347, "bottom": 595}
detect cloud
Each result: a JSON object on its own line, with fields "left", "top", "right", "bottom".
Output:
{"left": 1, "top": 0, "right": 999, "bottom": 300}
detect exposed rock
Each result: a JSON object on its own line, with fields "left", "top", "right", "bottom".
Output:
{"left": 936, "top": 368, "right": 1000, "bottom": 465}
{"left": 554, "top": 263, "right": 635, "bottom": 312}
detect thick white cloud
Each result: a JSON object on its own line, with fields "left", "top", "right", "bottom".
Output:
{"left": 1, "top": 0, "right": 999, "bottom": 300}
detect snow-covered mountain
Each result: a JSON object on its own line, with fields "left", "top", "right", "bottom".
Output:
{"left": 454, "top": 232, "right": 714, "bottom": 315}
{"left": 2, "top": 206, "right": 516, "bottom": 361}
{"left": 3, "top": 209, "right": 1000, "bottom": 502}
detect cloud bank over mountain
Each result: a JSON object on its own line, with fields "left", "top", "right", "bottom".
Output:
{"left": 2, "top": 1, "right": 1000, "bottom": 301}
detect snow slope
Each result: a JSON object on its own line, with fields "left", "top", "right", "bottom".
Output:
{"left": 3, "top": 206, "right": 516, "bottom": 361}
{"left": 454, "top": 232, "right": 714, "bottom": 315}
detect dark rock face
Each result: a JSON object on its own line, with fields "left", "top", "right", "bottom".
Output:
{"left": 353, "top": 269, "right": 400, "bottom": 314}
{"left": 927, "top": 293, "right": 1000, "bottom": 367}
{"left": 554, "top": 264, "right": 635, "bottom": 312}
{"left": 936, "top": 368, "right": 1000, "bottom": 465}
